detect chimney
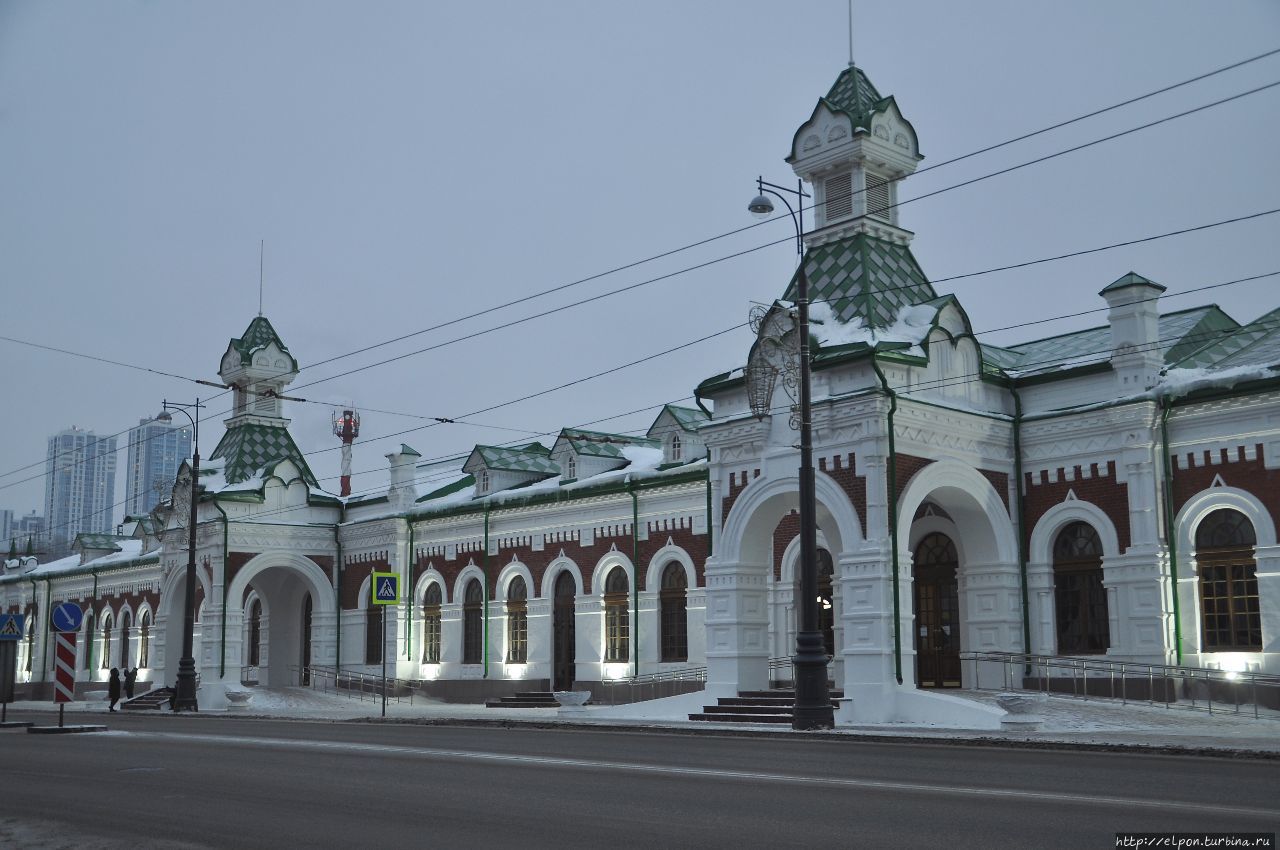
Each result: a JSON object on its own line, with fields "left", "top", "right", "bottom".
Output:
{"left": 386, "top": 444, "right": 421, "bottom": 508}
{"left": 1100, "top": 272, "right": 1166, "bottom": 391}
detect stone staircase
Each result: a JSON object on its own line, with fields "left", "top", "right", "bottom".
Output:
{"left": 689, "top": 688, "right": 843, "bottom": 724}
{"left": 122, "top": 687, "right": 174, "bottom": 711}
{"left": 484, "top": 691, "right": 561, "bottom": 709}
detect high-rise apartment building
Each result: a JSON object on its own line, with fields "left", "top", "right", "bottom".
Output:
{"left": 44, "top": 427, "right": 117, "bottom": 547}
{"left": 124, "top": 412, "right": 192, "bottom": 516}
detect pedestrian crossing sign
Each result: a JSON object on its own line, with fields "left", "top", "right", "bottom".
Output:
{"left": 371, "top": 572, "right": 399, "bottom": 606}
{"left": 0, "top": 613, "right": 25, "bottom": 640}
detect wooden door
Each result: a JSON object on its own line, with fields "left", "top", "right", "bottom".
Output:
{"left": 553, "top": 572, "right": 576, "bottom": 691}
{"left": 913, "top": 534, "right": 961, "bottom": 688}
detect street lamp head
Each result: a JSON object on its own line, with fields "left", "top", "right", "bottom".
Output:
{"left": 748, "top": 193, "right": 774, "bottom": 219}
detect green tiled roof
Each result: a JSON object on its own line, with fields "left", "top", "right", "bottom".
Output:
{"left": 417, "top": 474, "right": 475, "bottom": 503}
{"left": 786, "top": 233, "right": 937, "bottom": 328}
{"left": 73, "top": 534, "right": 125, "bottom": 552}
{"left": 558, "top": 428, "right": 658, "bottom": 460}
{"left": 664, "top": 405, "right": 709, "bottom": 432}
{"left": 472, "top": 443, "right": 559, "bottom": 475}
{"left": 229, "top": 316, "right": 297, "bottom": 371}
{"left": 1174, "top": 306, "right": 1280, "bottom": 371}
{"left": 209, "top": 422, "right": 318, "bottom": 486}
{"left": 987, "top": 306, "right": 1239, "bottom": 376}
{"left": 823, "top": 64, "right": 885, "bottom": 129}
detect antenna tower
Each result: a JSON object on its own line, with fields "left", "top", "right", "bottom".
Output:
{"left": 332, "top": 408, "right": 361, "bottom": 497}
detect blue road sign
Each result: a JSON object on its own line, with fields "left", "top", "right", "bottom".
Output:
{"left": 51, "top": 602, "right": 83, "bottom": 633}
{"left": 0, "top": 612, "right": 25, "bottom": 640}
{"left": 371, "top": 572, "right": 399, "bottom": 606}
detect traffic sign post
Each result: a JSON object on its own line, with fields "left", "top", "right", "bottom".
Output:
{"left": 51, "top": 602, "right": 84, "bottom": 634}
{"left": 0, "top": 613, "right": 24, "bottom": 726}
{"left": 370, "top": 573, "right": 399, "bottom": 718}
{"left": 49, "top": 602, "right": 83, "bottom": 729}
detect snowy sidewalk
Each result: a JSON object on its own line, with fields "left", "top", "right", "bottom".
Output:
{"left": 8, "top": 686, "right": 1278, "bottom": 757}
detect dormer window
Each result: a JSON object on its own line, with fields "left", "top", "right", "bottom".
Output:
{"left": 565, "top": 456, "right": 576, "bottom": 480}
{"left": 670, "top": 434, "right": 682, "bottom": 463}
{"left": 824, "top": 171, "right": 852, "bottom": 222}
{"left": 866, "top": 172, "right": 891, "bottom": 222}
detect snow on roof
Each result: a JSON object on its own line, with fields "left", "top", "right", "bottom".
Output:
{"left": 1159, "top": 363, "right": 1280, "bottom": 399}
{"left": 810, "top": 301, "right": 937, "bottom": 350}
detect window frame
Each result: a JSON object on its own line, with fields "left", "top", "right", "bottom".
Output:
{"left": 659, "top": 563, "right": 688, "bottom": 663}
{"left": 506, "top": 576, "right": 528, "bottom": 664}
{"left": 1195, "top": 509, "right": 1261, "bottom": 652}
{"left": 603, "top": 567, "right": 629, "bottom": 664}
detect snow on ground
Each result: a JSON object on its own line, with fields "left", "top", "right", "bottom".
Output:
{"left": 9, "top": 685, "right": 1279, "bottom": 753}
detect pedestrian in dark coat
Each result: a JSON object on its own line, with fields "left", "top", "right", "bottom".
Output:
{"left": 124, "top": 667, "right": 138, "bottom": 700}
{"left": 108, "top": 668, "right": 121, "bottom": 712}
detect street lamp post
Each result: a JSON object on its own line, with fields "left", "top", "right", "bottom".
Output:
{"left": 163, "top": 398, "right": 204, "bottom": 712}
{"left": 748, "top": 176, "right": 834, "bottom": 730}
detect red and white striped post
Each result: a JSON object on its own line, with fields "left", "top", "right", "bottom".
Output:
{"left": 53, "top": 632, "right": 76, "bottom": 728}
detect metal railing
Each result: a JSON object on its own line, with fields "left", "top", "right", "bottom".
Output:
{"left": 962, "top": 650, "right": 1280, "bottom": 719}
{"left": 600, "top": 663, "right": 707, "bottom": 705}
{"left": 290, "top": 665, "right": 418, "bottom": 705}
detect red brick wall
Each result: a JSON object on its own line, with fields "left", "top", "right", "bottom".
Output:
{"left": 819, "top": 453, "right": 867, "bottom": 536}
{"left": 981, "top": 469, "right": 1011, "bottom": 514}
{"left": 1171, "top": 443, "right": 1280, "bottom": 532}
{"left": 772, "top": 511, "right": 800, "bottom": 581}
{"left": 340, "top": 552, "right": 389, "bottom": 610}
{"left": 1024, "top": 461, "right": 1131, "bottom": 551}
{"left": 722, "top": 468, "right": 760, "bottom": 523}
{"left": 894, "top": 454, "right": 933, "bottom": 503}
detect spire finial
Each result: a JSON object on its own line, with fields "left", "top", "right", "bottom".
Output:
{"left": 848, "top": 0, "right": 855, "bottom": 67}
{"left": 257, "top": 236, "right": 264, "bottom": 317}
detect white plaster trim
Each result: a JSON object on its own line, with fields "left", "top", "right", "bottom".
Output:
{"left": 495, "top": 561, "right": 534, "bottom": 601}
{"left": 451, "top": 564, "right": 487, "bottom": 602}
{"left": 224, "top": 551, "right": 336, "bottom": 616}
{"left": 592, "top": 552, "right": 635, "bottom": 599}
{"left": 895, "top": 458, "right": 1018, "bottom": 565}
{"left": 412, "top": 567, "right": 448, "bottom": 605}
{"left": 1174, "top": 485, "right": 1278, "bottom": 557}
{"left": 643, "top": 543, "right": 697, "bottom": 593}
{"left": 1028, "top": 499, "right": 1122, "bottom": 563}
{"left": 718, "top": 469, "right": 864, "bottom": 564}
{"left": 539, "top": 555, "right": 584, "bottom": 599}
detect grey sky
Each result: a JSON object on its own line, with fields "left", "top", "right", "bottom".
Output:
{"left": 1, "top": 0, "right": 1277, "bottom": 529}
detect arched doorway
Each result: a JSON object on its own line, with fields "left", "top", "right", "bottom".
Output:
{"left": 553, "top": 571, "right": 576, "bottom": 690}
{"left": 913, "top": 532, "right": 960, "bottom": 688}
{"left": 817, "top": 549, "right": 835, "bottom": 657}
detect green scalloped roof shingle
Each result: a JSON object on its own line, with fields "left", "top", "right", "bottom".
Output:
{"left": 664, "top": 405, "right": 709, "bottom": 432}
{"left": 786, "top": 233, "right": 937, "bottom": 328}
{"left": 1174, "top": 306, "right": 1280, "bottom": 370}
{"left": 823, "top": 65, "right": 884, "bottom": 128}
{"left": 209, "top": 422, "right": 318, "bottom": 486}
{"left": 474, "top": 443, "right": 559, "bottom": 475}
{"left": 229, "top": 316, "right": 297, "bottom": 370}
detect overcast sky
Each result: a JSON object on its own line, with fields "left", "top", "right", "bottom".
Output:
{"left": 1, "top": 0, "right": 1277, "bottom": 531}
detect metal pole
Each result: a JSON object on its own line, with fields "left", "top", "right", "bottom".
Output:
{"left": 791, "top": 212, "right": 833, "bottom": 731}
{"left": 381, "top": 606, "right": 388, "bottom": 718}
{"left": 166, "top": 399, "right": 202, "bottom": 712}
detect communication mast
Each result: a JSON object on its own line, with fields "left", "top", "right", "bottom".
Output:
{"left": 331, "top": 408, "right": 361, "bottom": 497}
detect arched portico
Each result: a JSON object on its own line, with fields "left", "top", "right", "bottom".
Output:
{"left": 706, "top": 470, "right": 863, "bottom": 693}
{"left": 897, "top": 459, "right": 1019, "bottom": 689}
{"left": 223, "top": 552, "right": 336, "bottom": 688}
{"left": 156, "top": 563, "right": 213, "bottom": 691}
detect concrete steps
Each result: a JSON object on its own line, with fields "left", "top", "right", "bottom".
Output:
{"left": 484, "top": 691, "right": 561, "bottom": 709}
{"left": 122, "top": 687, "right": 174, "bottom": 711}
{"left": 689, "top": 688, "right": 843, "bottom": 724}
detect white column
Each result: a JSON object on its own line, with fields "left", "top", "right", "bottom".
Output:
{"left": 703, "top": 558, "right": 770, "bottom": 693}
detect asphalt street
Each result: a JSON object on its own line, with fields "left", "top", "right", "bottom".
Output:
{"left": 0, "top": 712, "right": 1275, "bottom": 849}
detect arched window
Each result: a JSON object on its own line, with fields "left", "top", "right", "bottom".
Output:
{"left": 82, "top": 609, "right": 93, "bottom": 671}
{"left": 603, "top": 567, "right": 629, "bottom": 663}
{"left": 422, "top": 584, "right": 442, "bottom": 664}
{"left": 659, "top": 563, "right": 687, "bottom": 662}
{"left": 478, "top": 470, "right": 490, "bottom": 493}
{"left": 1052, "top": 522, "right": 1109, "bottom": 655}
{"left": 139, "top": 611, "right": 151, "bottom": 668}
{"left": 565, "top": 456, "right": 577, "bottom": 480}
{"left": 1196, "top": 509, "right": 1260, "bottom": 651}
{"left": 463, "top": 578, "right": 484, "bottom": 665}
{"left": 506, "top": 576, "right": 528, "bottom": 663}
{"left": 670, "top": 434, "right": 683, "bottom": 463}
{"left": 248, "top": 599, "right": 262, "bottom": 667}
{"left": 120, "top": 611, "right": 132, "bottom": 669}
{"left": 365, "top": 601, "right": 384, "bottom": 665}
{"left": 101, "top": 613, "right": 113, "bottom": 670}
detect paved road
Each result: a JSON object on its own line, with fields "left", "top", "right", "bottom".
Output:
{"left": 0, "top": 712, "right": 1275, "bottom": 849}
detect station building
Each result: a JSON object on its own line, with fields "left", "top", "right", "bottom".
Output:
{"left": 4, "top": 62, "right": 1278, "bottom": 719}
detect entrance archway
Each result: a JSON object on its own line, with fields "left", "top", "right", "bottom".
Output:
{"left": 708, "top": 470, "right": 863, "bottom": 692}
{"left": 224, "top": 553, "right": 336, "bottom": 688}
{"left": 898, "top": 459, "right": 1020, "bottom": 690}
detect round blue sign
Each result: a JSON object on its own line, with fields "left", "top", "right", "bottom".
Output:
{"left": 51, "top": 602, "right": 84, "bottom": 633}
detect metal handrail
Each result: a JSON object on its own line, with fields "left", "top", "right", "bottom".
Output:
{"left": 290, "top": 665, "right": 417, "bottom": 705}
{"left": 961, "top": 650, "right": 1280, "bottom": 719}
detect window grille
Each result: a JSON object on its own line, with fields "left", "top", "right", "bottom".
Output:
{"left": 1052, "top": 522, "right": 1109, "bottom": 654}
{"left": 506, "top": 576, "right": 528, "bottom": 663}
{"left": 603, "top": 567, "right": 629, "bottom": 663}
{"left": 1196, "top": 509, "right": 1261, "bottom": 651}
{"left": 422, "top": 584, "right": 442, "bottom": 664}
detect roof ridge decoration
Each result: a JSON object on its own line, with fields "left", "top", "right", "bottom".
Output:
{"left": 228, "top": 315, "right": 298, "bottom": 371}
{"left": 1099, "top": 271, "right": 1167, "bottom": 296}
{"left": 822, "top": 63, "right": 884, "bottom": 127}
{"left": 786, "top": 232, "right": 937, "bottom": 328}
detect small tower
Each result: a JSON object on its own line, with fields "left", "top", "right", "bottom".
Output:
{"left": 332, "top": 408, "right": 361, "bottom": 497}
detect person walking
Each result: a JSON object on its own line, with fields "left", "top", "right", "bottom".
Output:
{"left": 124, "top": 667, "right": 138, "bottom": 700}
{"left": 107, "top": 668, "right": 121, "bottom": 712}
